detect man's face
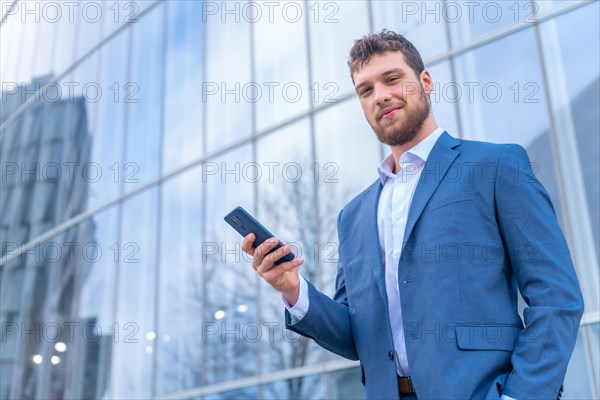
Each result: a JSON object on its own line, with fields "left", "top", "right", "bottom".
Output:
{"left": 353, "top": 51, "right": 432, "bottom": 147}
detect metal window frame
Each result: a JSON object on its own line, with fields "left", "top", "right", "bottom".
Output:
{"left": 1, "top": 0, "right": 598, "bottom": 398}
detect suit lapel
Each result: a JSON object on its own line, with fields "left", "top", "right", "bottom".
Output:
{"left": 401, "top": 132, "right": 461, "bottom": 254}
{"left": 359, "top": 132, "right": 461, "bottom": 306}
{"left": 360, "top": 179, "right": 388, "bottom": 308}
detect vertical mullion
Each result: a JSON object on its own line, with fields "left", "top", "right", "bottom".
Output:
{"left": 151, "top": 2, "right": 168, "bottom": 397}
{"left": 200, "top": 2, "right": 208, "bottom": 387}
{"left": 247, "top": 2, "right": 262, "bottom": 398}
{"left": 107, "top": 22, "right": 133, "bottom": 400}
{"left": 441, "top": 0, "right": 463, "bottom": 138}
{"left": 303, "top": 0, "right": 324, "bottom": 396}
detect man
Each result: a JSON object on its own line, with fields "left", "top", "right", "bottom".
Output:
{"left": 242, "top": 30, "right": 584, "bottom": 399}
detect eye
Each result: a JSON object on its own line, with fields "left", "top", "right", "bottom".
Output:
{"left": 387, "top": 76, "right": 400, "bottom": 83}
{"left": 359, "top": 87, "right": 372, "bottom": 96}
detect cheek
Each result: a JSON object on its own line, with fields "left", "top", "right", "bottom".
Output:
{"left": 360, "top": 101, "right": 375, "bottom": 119}
{"left": 407, "top": 81, "right": 423, "bottom": 96}
{"left": 359, "top": 98, "right": 368, "bottom": 110}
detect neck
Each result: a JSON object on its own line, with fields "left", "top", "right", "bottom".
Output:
{"left": 389, "top": 115, "right": 437, "bottom": 174}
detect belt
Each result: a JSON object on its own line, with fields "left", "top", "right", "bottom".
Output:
{"left": 398, "top": 376, "right": 416, "bottom": 396}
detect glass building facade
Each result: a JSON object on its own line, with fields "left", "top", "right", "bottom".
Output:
{"left": 0, "top": 1, "right": 598, "bottom": 398}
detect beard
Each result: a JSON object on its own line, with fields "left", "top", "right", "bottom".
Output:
{"left": 368, "top": 90, "right": 431, "bottom": 147}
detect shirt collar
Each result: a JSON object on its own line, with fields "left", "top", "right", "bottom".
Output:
{"left": 378, "top": 126, "right": 445, "bottom": 184}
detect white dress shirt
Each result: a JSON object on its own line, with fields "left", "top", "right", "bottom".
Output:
{"left": 283, "top": 126, "right": 516, "bottom": 399}
{"left": 375, "top": 126, "right": 444, "bottom": 376}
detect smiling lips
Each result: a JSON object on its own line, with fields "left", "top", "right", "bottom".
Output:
{"left": 379, "top": 106, "right": 402, "bottom": 120}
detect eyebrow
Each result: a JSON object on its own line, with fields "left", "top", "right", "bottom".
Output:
{"left": 354, "top": 68, "right": 407, "bottom": 93}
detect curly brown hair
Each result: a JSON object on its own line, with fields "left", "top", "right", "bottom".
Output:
{"left": 348, "top": 29, "right": 425, "bottom": 83}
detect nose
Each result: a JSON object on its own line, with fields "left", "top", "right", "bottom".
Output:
{"left": 373, "top": 83, "right": 392, "bottom": 105}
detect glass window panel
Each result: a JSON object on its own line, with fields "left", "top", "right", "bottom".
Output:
{"left": 51, "top": 11, "right": 78, "bottom": 78}
{"left": 538, "top": 2, "right": 600, "bottom": 311}
{"left": 128, "top": 0, "right": 157, "bottom": 15}
{"left": 428, "top": 61, "right": 460, "bottom": 137}
{"left": 30, "top": 139, "right": 67, "bottom": 224}
{"left": 74, "top": 0, "right": 103, "bottom": 62}
{"left": 255, "top": 119, "right": 327, "bottom": 374}
{"left": 43, "top": 61, "right": 96, "bottom": 229}
{"left": 255, "top": 119, "right": 315, "bottom": 269}
{"left": 60, "top": 50, "right": 101, "bottom": 218}
{"left": 203, "top": 145, "right": 256, "bottom": 386}
{"left": 0, "top": 93, "right": 26, "bottom": 162}
{"left": 540, "top": 2, "right": 600, "bottom": 103}
{"left": 30, "top": 14, "right": 57, "bottom": 80}
{"left": 0, "top": 12, "right": 14, "bottom": 81}
{"left": 124, "top": 3, "right": 165, "bottom": 190}
{"left": 588, "top": 323, "right": 600, "bottom": 398}
{"left": 87, "top": 25, "right": 129, "bottom": 208}
{"left": 204, "top": 2, "right": 252, "bottom": 153}
{"left": 71, "top": 207, "right": 120, "bottom": 400}
{"left": 3, "top": 253, "right": 49, "bottom": 399}
{"left": 0, "top": 209, "right": 113, "bottom": 399}
{"left": 254, "top": 1, "right": 309, "bottom": 131}
{"left": 14, "top": 209, "right": 120, "bottom": 400}
{"left": 537, "top": 0, "right": 580, "bottom": 14}
{"left": 448, "top": 0, "right": 538, "bottom": 47}
{"left": 110, "top": 187, "right": 159, "bottom": 399}
{"left": 1, "top": 7, "right": 27, "bottom": 83}
{"left": 0, "top": 0, "right": 17, "bottom": 21}
{"left": 262, "top": 374, "right": 324, "bottom": 400}
{"left": 314, "top": 98, "right": 382, "bottom": 234}
{"left": 99, "top": 0, "right": 154, "bottom": 42}
{"left": 453, "top": 29, "right": 566, "bottom": 227}
{"left": 204, "top": 386, "right": 258, "bottom": 400}
{"left": 327, "top": 367, "right": 364, "bottom": 399}
{"left": 0, "top": 253, "right": 28, "bottom": 399}
{"left": 314, "top": 98, "right": 381, "bottom": 363}
{"left": 562, "top": 326, "right": 595, "bottom": 399}
{"left": 13, "top": 12, "right": 38, "bottom": 84}
{"left": 0, "top": 68, "right": 96, "bottom": 232}
{"left": 155, "top": 166, "right": 204, "bottom": 396}
{"left": 163, "top": 0, "right": 204, "bottom": 173}
{"left": 101, "top": 0, "right": 134, "bottom": 41}
{"left": 371, "top": 0, "right": 448, "bottom": 61}
{"left": 1, "top": 111, "right": 33, "bottom": 228}
{"left": 309, "top": 1, "right": 369, "bottom": 98}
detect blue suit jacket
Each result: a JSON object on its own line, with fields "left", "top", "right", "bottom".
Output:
{"left": 286, "top": 132, "right": 584, "bottom": 399}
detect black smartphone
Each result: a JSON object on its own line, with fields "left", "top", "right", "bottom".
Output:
{"left": 224, "top": 206, "right": 295, "bottom": 265}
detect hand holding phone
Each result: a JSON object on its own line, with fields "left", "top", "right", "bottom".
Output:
{"left": 225, "top": 206, "right": 303, "bottom": 305}
{"left": 224, "top": 206, "right": 295, "bottom": 265}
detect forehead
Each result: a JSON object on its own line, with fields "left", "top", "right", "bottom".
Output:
{"left": 353, "top": 51, "right": 411, "bottom": 85}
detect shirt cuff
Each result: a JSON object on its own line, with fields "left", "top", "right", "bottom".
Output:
{"left": 501, "top": 395, "right": 517, "bottom": 400}
{"left": 282, "top": 275, "right": 309, "bottom": 324}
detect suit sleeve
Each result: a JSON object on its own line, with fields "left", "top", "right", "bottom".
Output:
{"left": 285, "top": 209, "right": 359, "bottom": 360}
{"left": 494, "top": 144, "right": 584, "bottom": 399}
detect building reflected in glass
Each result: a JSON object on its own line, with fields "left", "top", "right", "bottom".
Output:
{"left": 1, "top": 1, "right": 598, "bottom": 399}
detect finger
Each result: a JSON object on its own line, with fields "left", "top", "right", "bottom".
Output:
{"left": 241, "top": 233, "right": 256, "bottom": 255}
{"left": 253, "top": 237, "right": 280, "bottom": 265}
{"left": 277, "top": 257, "right": 304, "bottom": 272}
{"left": 262, "top": 257, "right": 303, "bottom": 281}
{"left": 258, "top": 243, "right": 294, "bottom": 274}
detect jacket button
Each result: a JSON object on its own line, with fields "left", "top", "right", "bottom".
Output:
{"left": 350, "top": 308, "right": 355, "bottom": 314}
{"left": 388, "top": 351, "right": 394, "bottom": 360}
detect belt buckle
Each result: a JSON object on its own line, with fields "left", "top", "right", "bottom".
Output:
{"left": 398, "top": 376, "right": 416, "bottom": 396}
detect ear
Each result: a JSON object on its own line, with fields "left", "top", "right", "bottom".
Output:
{"left": 420, "top": 69, "right": 434, "bottom": 95}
